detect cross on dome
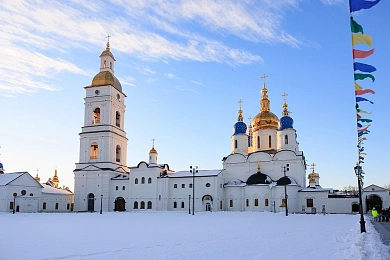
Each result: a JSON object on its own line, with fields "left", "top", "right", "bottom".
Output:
{"left": 261, "top": 74, "right": 268, "bottom": 87}
{"left": 282, "top": 92, "right": 288, "bottom": 103}
{"left": 151, "top": 138, "right": 156, "bottom": 148}
{"left": 238, "top": 99, "right": 243, "bottom": 110}
{"left": 310, "top": 163, "right": 316, "bottom": 173}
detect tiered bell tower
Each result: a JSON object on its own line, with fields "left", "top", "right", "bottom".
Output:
{"left": 74, "top": 38, "right": 129, "bottom": 212}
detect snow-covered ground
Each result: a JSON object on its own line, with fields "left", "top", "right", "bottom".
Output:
{"left": 1, "top": 212, "right": 389, "bottom": 260}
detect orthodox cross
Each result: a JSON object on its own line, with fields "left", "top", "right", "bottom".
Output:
{"left": 151, "top": 138, "right": 156, "bottom": 147}
{"left": 248, "top": 116, "right": 252, "bottom": 125}
{"left": 261, "top": 74, "right": 268, "bottom": 85}
{"left": 282, "top": 92, "right": 288, "bottom": 103}
{"left": 36, "top": 169, "right": 39, "bottom": 176}
{"left": 310, "top": 163, "right": 316, "bottom": 173}
{"left": 106, "top": 34, "right": 111, "bottom": 43}
{"left": 238, "top": 99, "right": 243, "bottom": 110}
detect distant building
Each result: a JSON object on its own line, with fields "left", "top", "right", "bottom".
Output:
{"left": 68, "top": 43, "right": 388, "bottom": 214}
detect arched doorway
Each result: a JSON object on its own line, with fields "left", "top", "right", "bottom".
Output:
{"left": 352, "top": 203, "right": 359, "bottom": 213}
{"left": 202, "top": 195, "right": 213, "bottom": 212}
{"left": 366, "top": 194, "right": 382, "bottom": 212}
{"left": 88, "top": 193, "right": 95, "bottom": 212}
{"left": 114, "top": 197, "right": 126, "bottom": 211}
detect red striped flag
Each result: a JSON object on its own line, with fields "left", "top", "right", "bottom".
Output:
{"left": 353, "top": 49, "right": 374, "bottom": 58}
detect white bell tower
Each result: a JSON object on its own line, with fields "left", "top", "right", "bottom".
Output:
{"left": 74, "top": 37, "right": 129, "bottom": 212}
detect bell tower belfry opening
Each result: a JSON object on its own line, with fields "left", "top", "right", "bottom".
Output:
{"left": 74, "top": 37, "right": 129, "bottom": 212}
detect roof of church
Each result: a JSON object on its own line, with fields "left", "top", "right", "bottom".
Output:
{"left": 91, "top": 71, "right": 122, "bottom": 92}
{"left": 167, "top": 169, "right": 223, "bottom": 178}
{"left": 246, "top": 172, "right": 272, "bottom": 185}
{"left": 41, "top": 183, "right": 73, "bottom": 194}
{"left": 0, "top": 172, "right": 25, "bottom": 185}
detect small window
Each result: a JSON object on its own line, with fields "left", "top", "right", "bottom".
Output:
{"left": 307, "top": 198, "right": 313, "bottom": 208}
{"left": 257, "top": 136, "right": 260, "bottom": 148}
{"left": 269, "top": 135, "right": 272, "bottom": 148}
{"left": 230, "top": 200, "right": 233, "bottom": 208}
{"left": 110, "top": 62, "right": 112, "bottom": 69}
{"left": 29, "top": 193, "right": 33, "bottom": 196}
{"left": 255, "top": 199, "right": 259, "bottom": 207}
{"left": 285, "top": 134, "right": 288, "bottom": 145}
{"left": 148, "top": 178, "right": 152, "bottom": 184}
{"left": 116, "top": 111, "right": 121, "bottom": 127}
{"left": 55, "top": 203, "right": 59, "bottom": 210}
{"left": 42, "top": 202, "right": 46, "bottom": 210}
{"left": 10, "top": 202, "right": 14, "bottom": 210}
{"left": 182, "top": 184, "right": 185, "bottom": 188}
{"left": 67, "top": 203, "right": 70, "bottom": 210}
{"left": 103, "top": 60, "right": 107, "bottom": 67}
{"left": 246, "top": 199, "right": 249, "bottom": 207}
{"left": 134, "top": 201, "right": 138, "bottom": 209}
{"left": 141, "top": 177, "right": 145, "bottom": 184}
{"left": 147, "top": 201, "right": 152, "bottom": 209}
{"left": 116, "top": 145, "right": 121, "bottom": 162}
{"left": 181, "top": 202, "right": 185, "bottom": 208}
{"left": 174, "top": 184, "right": 177, "bottom": 188}
{"left": 234, "top": 139, "right": 237, "bottom": 149}
{"left": 13, "top": 192, "right": 17, "bottom": 197}
{"left": 220, "top": 200, "right": 223, "bottom": 210}
{"left": 90, "top": 142, "right": 98, "bottom": 159}
{"left": 122, "top": 186, "right": 125, "bottom": 190}
{"left": 140, "top": 201, "right": 145, "bottom": 209}
{"left": 158, "top": 195, "right": 161, "bottom": 201}
{"left": 116, "top": 186, "right": 118, "bottom": 190}
{"left": 265, "top": 199, "right": 269, "bottom": 207}
{"left": 21, "top": 190, "right": 26, "bottom": 196}
{"left": 174, "top": 202, "right": 177, "bottom": 208}
{"left": 92, "top": 108, "right": 100, "bottom": 124}
{"left": 135, "top": 178, "right": 138, "bottom": 184}
{"left": 189, "top": 183, "right": 193, "bottom": 188}
{"left": 206, "top": 183, "right": 211, "bottom": 187}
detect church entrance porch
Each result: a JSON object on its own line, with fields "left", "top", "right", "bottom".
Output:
{"left": 366, "top": 194, "right": 382, "bottom": 212}
{"left": 202, "top": 195, "right": 213, "bottom": 212}
{"left": 114, "top": 197, "right": 126, "bottom": 211}
{"left": 88, "top": 193, "right": 95, "bottom": 212}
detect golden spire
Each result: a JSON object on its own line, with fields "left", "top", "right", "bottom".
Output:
{"left": 106, "top": 34, "right": 111, "bottom": 50}
{"left": 257, "top": 159, "right": 261, "bottom": 172}
{"left": 34, "top": 169, "right": 40, "bottom": 182}
{"left": 310, "top": 163, "right": 316, "bottom": 173}
{"left": 149, "top": 138, "right": 157, "bottom": 154}
{"left": 237, "top": 99, "right": 243, "bottom": 122}
{"left": 52, "top": 169, "right": 59, "bottom": 188}
{"left": 260, "top": 74, "right": 270, "bottom": 113}
{"left": 282, "top": 92, "right": 290, "bottom": 116}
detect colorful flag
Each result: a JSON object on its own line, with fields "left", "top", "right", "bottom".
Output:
{"left": 353, "top": 49, "right": 374, "bottom": 58}
{"left": 352, "top": 33, "right": 372, "bottom": 46}
{"left": 355, "top": 89, "right": 375, "bottom": 95}
{"left": 350, "top": 0, "right": 381, "bottom": 12}
{"left": 354, "top": 82, "right": 363, "bottom": 90}
{"left": 350, "top": 17, "right": 364, "bottom": 33}
{"left": 354, "top": 73, "right": 375, "bottom": 82}
{"left": 356, "top": 97, "right": 374, "bottom": 104}
{"left": 358, "top": 118, "right": 373, "bottom": 122}
{"left": 354, "top": 62, "right": 376, "bottom": 73}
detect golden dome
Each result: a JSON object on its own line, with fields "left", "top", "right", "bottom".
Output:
{"left": 100, "top": 42, "right": 116, "bottom": 60}
{"left": 34, "top": 174, "right": 40, "bottom": 182}
{"left": 309, "top": 178, "right": 316, "bottom": 183}
{"left": 308, "top": 173, "right": 320, "bottom": 179}
{"left": 149, "top": 147, "right": 157, "bottom": 154}
{"left": 252, "top": 111, "right": 279, "bottom": 131}
{"left": 91, "top": 71, "right": 122, "bottom": 92}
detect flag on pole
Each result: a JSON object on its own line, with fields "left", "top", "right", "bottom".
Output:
{"left": 350, "top": 0, "right": 382, "bottom": 12}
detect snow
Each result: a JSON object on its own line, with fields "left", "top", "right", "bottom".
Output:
{"left": 0, "top": 212, "right": 389, "bottom": 260}
{"left": 41, "top": 184, "right": 73, "bottom": 195}
{"left": 168, "top": 169, "right": 223, "bottom": 178}
{"left": 0, "top": 172, "right": 24, "bottom": 185}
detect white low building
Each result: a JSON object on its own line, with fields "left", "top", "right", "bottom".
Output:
{"left": 73, "top": 43, "right": 389, "bottom": 214}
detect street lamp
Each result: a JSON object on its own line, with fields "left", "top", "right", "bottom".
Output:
{"left": 100, "top": 194, "right": 103, "bottom": 214}
{"left": 13, "top": 193, "right": 16, "bottom": 214}
{"left": 354, "top": 164, "right": 366, "bottom": 233}
{"left": 189, "top": 195, "right": 191, "bottom": 214}
{"left": 283, "top": 166, "right": 288, "bottom": 216}
{"left": 190, "top": 166, "right": 198, "bottom": 215}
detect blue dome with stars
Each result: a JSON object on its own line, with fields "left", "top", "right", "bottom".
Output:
{"left": 0, "top": 162, "right": 3, "bottom": 169}
{"left": 279, "top": 116, "right": 293, "bottom": 130}
{"left": 233, "top": 121, "right": 247, "bottom": 135}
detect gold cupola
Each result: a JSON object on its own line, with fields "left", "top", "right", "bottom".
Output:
{"left": 252, "top": 76, "right": 279, "bottom": 131}
{"left": 52, "top": 169, "right": 59, "bottom": 188}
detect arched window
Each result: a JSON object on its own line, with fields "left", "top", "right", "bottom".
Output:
{"left": 141, "top": 177, "right": 145, "bottom": 184}
{"left": 115, "top": 186, "right": 118, "bottom": 190}
{"left": 116, "top": 145, "right": 121, "bottom": 162}
{"left": 67, "top": 203, "right": 70, "bottom": 210}
{"left": 173, "top": 202, "right": 177, "bottom": 208}
{"left": 116, "top": 111, "right": 120, "bottom": 127}
{"left": 257, "top": 136, "right": 260, "bottom": 148}
{"left": 55, "top": 203, "right": 59, "bottom": 210}
{"left": 246, "top": 199, "right": 249, "bottom": 207}
{"left": 43, "top": 202, "right": 46, "bottom": 210}
{"left": 110, "top": 62, "right": 112, "bottom": 69}
{"left": 147, "top": 201, "right": 152, "bottom": 209}
{"left": 148, "top": 178, "right": 152, "bottom": 184}
{"left": 285, "top": 135, "right": 288, "bottom": 145}
{"left": 254, "top": 199, "right": 259, "bottom": 206}
{"left": 93, "top": 108, "right": 100, "bottom": 124}
{"left": 103, "top": 60, "right": 107, "bottom": 67}
{"left": 269, "top": 135, "right": 272, "bottom": 148}
{"left": 122, "top": 186, "right": 125, "bottom": 190}
{"left": 135, "top": 178, "right": 138, "bottom": 184}
{"left": 181, "top": 202, "right": 185, "bottom": 208}
{"left": 234, "top": 139, "right": 237, "bottom": 149}
{"left": 90, "top": 142, "right": 98, "bottom": 159}
{"left": 265, "top": 199, "right": 269, "bottom": 206}
{"left": 134, "top": 201, "right": 138, "bottom": 209}
{"left": 352, "top": 203, "right": 359, "bottom": 212}
{"left": 140, "top": 201, "right": 145, "bottom": 209}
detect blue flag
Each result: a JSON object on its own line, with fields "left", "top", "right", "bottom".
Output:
{"left": 349, "top": 0, "right": 381, "bottom": 12}
{"left": 354, "top": 62, "right": 377, "bottom": 73}
{"left": 356, "top": 97, "right": 374, "bottom": 104}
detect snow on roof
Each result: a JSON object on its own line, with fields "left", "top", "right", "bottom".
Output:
{"left": 0, "top": 172, "right": 25, "bottom": 185}
{"left": 111, "top": 174, "right": 129, "bottom": 180}
{"left": 167, "top": 169, "right": 223, "bottom": 178}
{"left": 300, "top": 186, "right": 333, "bottom": 192}
{"left": 41, "top": 184, "right": 73, "bottom": 195}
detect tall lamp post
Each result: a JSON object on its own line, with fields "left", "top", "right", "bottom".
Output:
{"left": 188, "top": 195, "right": 191, "bottom": 214}
{"left": 190, "top": 166, "right": 198, "bottom": 215}
{"left": 354, "top": 164, "right": 366, "bottom": 233}
{"left": 283, "top": 166, "right": 288, "bottom": 216}
{"left": 100, "top": 194, "right": 103, "bottom": 214}
{"left": 13, "top": 193, "right": 16, "bottom": 214}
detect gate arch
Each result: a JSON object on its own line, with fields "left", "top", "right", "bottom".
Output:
{"left": 366, "top": 194, "right": 382, "bottom": 212}
{"left": 88, "top": 193, "right": 95, "bottom": 212}
{"left": 114, "top": 197, "right": 126, "bottom": 211}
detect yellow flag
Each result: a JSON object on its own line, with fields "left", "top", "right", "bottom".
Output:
{"left": 354, "top": 82, "right": 362, "bottom": 90}
{"left": 352, "top": 34, "right": 372, "bottom": 46}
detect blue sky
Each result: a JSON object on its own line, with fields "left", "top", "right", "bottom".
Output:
{"left": 0, "top": 0, "right": 388, "bottom": 190}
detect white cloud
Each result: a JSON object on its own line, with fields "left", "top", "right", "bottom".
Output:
{"left": 164, "top": 73, "right": 180, "bottom": 79}
{"left": 191, "top": 81, "right": 205, "bottom": 87}
{"left": 321, "top": 0, "right": 344, "bottom": 5}
{"left": 176, "top": 85, "right": 197, "bottom": 93}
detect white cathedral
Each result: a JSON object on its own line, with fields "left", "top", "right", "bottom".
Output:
{"left": 72, "top": 42, "right": 390, "bottom": 214}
